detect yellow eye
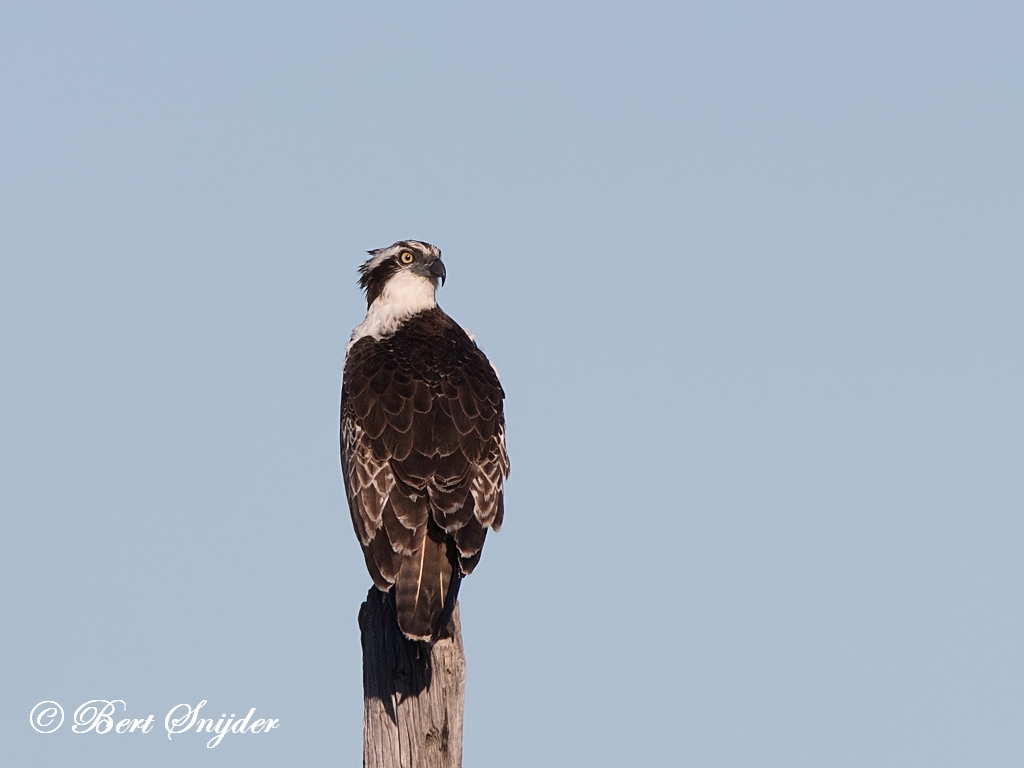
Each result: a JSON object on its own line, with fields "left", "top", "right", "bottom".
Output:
{"left": 400, "top": 251, "right": 414, "bottom": 264}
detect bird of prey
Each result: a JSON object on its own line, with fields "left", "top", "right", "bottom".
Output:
{"left": 340, "top": 240, "right": 509, "bottom": 641}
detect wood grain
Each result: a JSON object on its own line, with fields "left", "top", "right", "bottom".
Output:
{"left": 360, "top": 588, "right": 465, "bottom": 768}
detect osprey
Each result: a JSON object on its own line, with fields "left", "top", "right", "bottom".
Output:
{"left": 340, "top": 240, "right": 509, "bottom": 641}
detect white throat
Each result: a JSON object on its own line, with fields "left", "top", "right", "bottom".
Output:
{"left": 347, "top": 271, "right": 437, "bottom": 353}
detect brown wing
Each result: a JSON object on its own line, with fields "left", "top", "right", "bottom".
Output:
{"left": 340, "top": 308, "right": 508, "bottom": 640}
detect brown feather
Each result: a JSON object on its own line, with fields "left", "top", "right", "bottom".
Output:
{"left": 454, "top": 520, "right": 488, "bottom": 574}
{"left": 381, "top": 498, "right": 417, "bottom": 555}
{"left": 390, "top": 479, "right": 429, "bottom": 530}
{"left": 394, "top": 521, "right": 454, "bottom": 641}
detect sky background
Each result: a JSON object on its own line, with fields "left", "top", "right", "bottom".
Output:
{"left": 2, "top": 1, "right": 1023, "bottom": 766}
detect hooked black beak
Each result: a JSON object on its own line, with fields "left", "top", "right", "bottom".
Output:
{"left": 429, "top": 259, "right": 446, "bottom": 286}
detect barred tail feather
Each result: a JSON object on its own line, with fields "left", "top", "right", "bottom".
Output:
{"left": 394, "top": 521, "right": 459, "bottom": 641}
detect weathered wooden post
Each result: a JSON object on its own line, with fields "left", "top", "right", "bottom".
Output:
{"left": 359, "top": 588, "right": 466, "bottom": 768}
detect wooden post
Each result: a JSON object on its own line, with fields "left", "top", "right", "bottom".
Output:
{"left": 359, "top": 588, "right": 466, "bottom": 768}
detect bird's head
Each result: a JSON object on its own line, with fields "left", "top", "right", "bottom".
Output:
{"left": 358, "top": 240, "right": 446, "bottom": 308}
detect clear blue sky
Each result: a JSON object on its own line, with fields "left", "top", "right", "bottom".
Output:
{"left": 2, "top": 2, "right": 1022, "bottom": 766}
